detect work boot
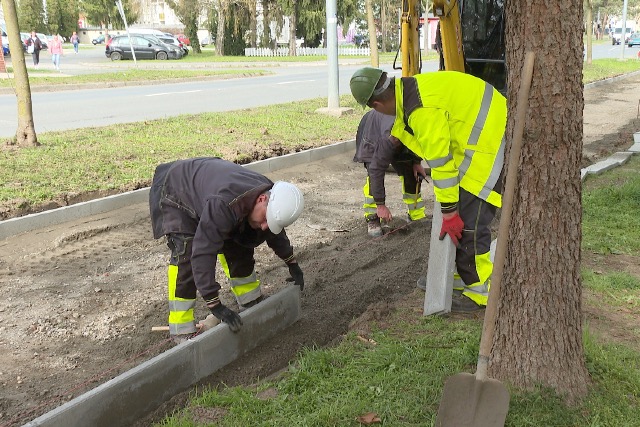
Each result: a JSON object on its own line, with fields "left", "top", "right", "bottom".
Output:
{"left": 451, "top": 294, "right": 485, "bottom": 313}
{"left": 366, "top": 216, "right": 383, "bottom": 237}
{"left": 238, "top": 295, "right": 264, "bottom": 312}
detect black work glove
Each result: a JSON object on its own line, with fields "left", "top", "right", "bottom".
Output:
{"left": 210, "top": 303, "right": 243, "bottom": 333}
{"left": 286, "top": 263, "right": 304, "bottom": 291}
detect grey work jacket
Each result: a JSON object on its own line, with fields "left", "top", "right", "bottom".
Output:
{"left": 149, "top": 157, "right": 294, "bottom": 301}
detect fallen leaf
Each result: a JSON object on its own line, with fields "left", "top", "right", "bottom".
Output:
{"left": 356, "top": 412, "right": 381, "bottom": 424}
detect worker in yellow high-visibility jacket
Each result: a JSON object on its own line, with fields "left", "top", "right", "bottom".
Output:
{"left": 350, "top": 68, "right": 507, "bottom": 312}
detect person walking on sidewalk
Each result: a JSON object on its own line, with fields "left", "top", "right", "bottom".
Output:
{"left": 25, "top": 31, "right": 43, "bottom": 68}
{"left": 354, "top": 109, "right": 428, "bottom": 237}
{"left": 49, "top": 34, "right": 63, "bottom": 71}
{"left": 149, "top": 157, "right": 305, "bottom": 342}
{"left": 350, "top": 67, "right": 507, "bottom": 312}
{"left": 70, "top": 31, "right": 79, "bottom": 54}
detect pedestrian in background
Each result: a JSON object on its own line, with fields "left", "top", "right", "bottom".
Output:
{"left": 71, "top": 31, "right": 79, "bottom": 54}
{"left": 49, "top": 34, "right": 63, "bottom": 71}
{"left": 25, "top": 31, "right": 43, "bottom": 68}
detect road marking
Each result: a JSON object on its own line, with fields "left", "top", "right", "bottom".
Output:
{"left": 146, "top": 90, "right": 202, "bottom": 97}
{"left": 277, "top": 80, "right": 315, "bottom": 85}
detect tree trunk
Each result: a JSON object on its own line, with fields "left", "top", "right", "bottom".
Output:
{"left": 249, "top": 0, "right": 257, "bottom": 48}
{"left": 216, "top": 0, "right": 226, "bottom": 55}
{"left": 288, "top": 0, "right": 297, "bottom": 56}
{"left": 366, "top": 0, "right": 379, "bottom": 66}
{"left": 491, "top": 0, "right": 589, "bottom": 403}
{"left": 1, "top": 0, "right": 39, "bottom": 147}
{"left": 585, "top": 1, "right": 592, "bottom": 64}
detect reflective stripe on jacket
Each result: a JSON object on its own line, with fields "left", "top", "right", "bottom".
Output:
{"left": 390, "top": 71, "right": 507, "bottom": 208}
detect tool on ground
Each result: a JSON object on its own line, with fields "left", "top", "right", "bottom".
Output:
{"left": 435, "top": 51, "right": 534, "bottom": 427}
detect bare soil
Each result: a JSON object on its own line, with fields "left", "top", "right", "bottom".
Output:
{"left": 0, "top": 74, "right": 639, "bottom": 426}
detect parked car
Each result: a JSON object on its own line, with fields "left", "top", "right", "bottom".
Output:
{"left": 176, "top": 33, "right": 190, "bottom": 46}
{"left": 200, "top": 35, "right": 210, "bottom": 47}
{"left": 628, "top": 32, "right": 640, "bottom": 47}
{"left": 129, "top": 33, "right": 184, "bottom": 59}
{"left": 612, "top": 27, "right": 633, "bottom": 45}
{"left": 92, "top": 34, "right": 109, "bottom": 45}
{"left": 2, "top": 41, "right": 9, "bottom": 56}
{"left": 158, "top": 34, "right": 188, "bottom": 56}
{"left": 105, "top": 35, "right": 183, "bottom": 60}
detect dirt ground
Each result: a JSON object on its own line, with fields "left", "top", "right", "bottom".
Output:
{"left": 0, "top": 74, "right": 639, "bottom": 426}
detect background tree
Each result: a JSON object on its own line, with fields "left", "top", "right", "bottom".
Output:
{"left": 82, "top": 0, "right": 138, "bottom": 30}
{"left": 46, "top": 0, "right": 80, "bottom": 38}
{"left": 166, "top": 0, "right": 203, "bottom": 53}
{"left": 492, "top": 0, "right": 590, "bottom": 402}
{"left": 17, "top": 0, "right": 46, "bottom": 33}
{"left": 1, "top": 0, "right": 39, "bottom": 147}
{"left": 353, "top": 0, "right": 400, "bottom": 52}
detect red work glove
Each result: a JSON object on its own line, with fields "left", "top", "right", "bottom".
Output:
{"left": 439, "top": 212, "right": 464, "bottom": 247}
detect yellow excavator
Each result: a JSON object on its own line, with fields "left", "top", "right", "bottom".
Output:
{"left": 397, "top": 0, "right": 506, "bottom": 93}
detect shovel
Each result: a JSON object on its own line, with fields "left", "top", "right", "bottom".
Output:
{"left": 435, "top": 51, "right": 535, "bottom": 427}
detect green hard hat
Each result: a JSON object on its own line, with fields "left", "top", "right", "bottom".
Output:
{"left": 350, "top": 67, "right": 384, "bottom": 106}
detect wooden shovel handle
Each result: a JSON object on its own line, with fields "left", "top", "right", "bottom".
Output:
{"left": 476, "top": 52, "right": 535, "bottom": 380}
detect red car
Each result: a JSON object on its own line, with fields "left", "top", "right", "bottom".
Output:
{"left": 176, "top": 34, "right": 190, "bottom": 46}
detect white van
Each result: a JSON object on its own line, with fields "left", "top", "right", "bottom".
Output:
{"left": 612, "top": 26, "right": 634, "bottom": 45}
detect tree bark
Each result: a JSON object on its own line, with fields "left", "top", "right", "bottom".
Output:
{"left": 585, "top": 1, "right": 592, "bottom": 64}
{"left": 216, "top": 0, "right": 226, "bottom": 55}
{"left": 288, "top": 0, "right": 297, "bottom": 56}
{"left": 1, "top": 0, "right": 39, "bottom": 147}
{"left": 366, "top": 0, "right": 379, "bottom": 66}
{"left": 491, "top": 0, "right": 589, "bottom": 403}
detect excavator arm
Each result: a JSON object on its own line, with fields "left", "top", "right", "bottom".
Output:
{"left": 431, "top": 0, "right": 466, "bottom": 72}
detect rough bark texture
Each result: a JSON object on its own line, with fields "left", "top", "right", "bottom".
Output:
{"left": 216, "top": 0, "right": 226, "bottom": 55}
{"left": 492, "top": 0, "right": 589, "bottom": 402}
{"left": 1, "top": 0, "right": 39, "bottom": 147}
{"left": 288, "top": 1, "right": 297, "bottom": 56}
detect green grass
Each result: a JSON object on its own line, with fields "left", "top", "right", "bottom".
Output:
{"left": 583, "top": 58, "right": 640, "bottom": 83}
{"left": 0, "top": 95, "right": 365, "bottom": 206}
{"left": 581, "top": 157, "right": 640, "bottom": 255}
{"left": 156, "top": 304, "right": 640, "bottom": 426}
{"left": 0, "top": 68, "right": 271, "bottom": 87}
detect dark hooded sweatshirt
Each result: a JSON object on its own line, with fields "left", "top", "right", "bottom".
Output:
{"left": 149, "top": 157, "right": 294, "bottom": 302}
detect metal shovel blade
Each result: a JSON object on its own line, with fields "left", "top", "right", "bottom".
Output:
{"left": 435, "top": 373, "right": 509, "bottom": 427}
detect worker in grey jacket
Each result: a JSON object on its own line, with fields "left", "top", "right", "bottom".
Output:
{"left": 149, "top": 157, "right": 305, "bottom": 340}
{"left": 355, "top": 110, "right": 428, "bottom": 237}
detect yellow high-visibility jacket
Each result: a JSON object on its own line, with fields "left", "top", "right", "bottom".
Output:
{"left": 390, "top": 71, "right": 507, "bottom": 208}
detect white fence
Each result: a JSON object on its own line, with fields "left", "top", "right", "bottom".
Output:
{"left": 244, "top": 47, "right": 370, "bottom": 57}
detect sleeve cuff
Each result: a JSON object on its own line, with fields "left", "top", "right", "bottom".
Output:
{"left": 440, "top": 202, "right": 458, "bottom": 214}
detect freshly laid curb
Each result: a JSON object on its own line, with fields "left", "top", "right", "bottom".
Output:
{"left": 24, "top": 286, "right": 301, "bottom": 427}
{"left": 0, "top": 139, "right": 355, "bottom": 240}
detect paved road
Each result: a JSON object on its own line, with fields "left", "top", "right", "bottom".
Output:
{"left": 0, "top": 46, "right": 439, "bottom": 136}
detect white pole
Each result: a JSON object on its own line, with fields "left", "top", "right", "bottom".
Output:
{"left": 116, "top": 0, "right": 137, "bottom": 64}
{"left": 620, "top": 0, "right": 628, "bottom": 59}
{"left": 326, "top": 0, "right": 339, "bottom": 108}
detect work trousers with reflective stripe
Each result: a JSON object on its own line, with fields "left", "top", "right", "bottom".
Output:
{"left": 456, "top": 188, "right": 497, "bottom": 306}
{"left": 166, "top": 234, "right": 262, "bottom": 335}
{"left": 363, "top": 162, "right": 426, "bottom": 221}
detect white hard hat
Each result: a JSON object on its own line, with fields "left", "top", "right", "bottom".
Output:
{"left": 266, "top": 181, "right": 304, "bottom": 234}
